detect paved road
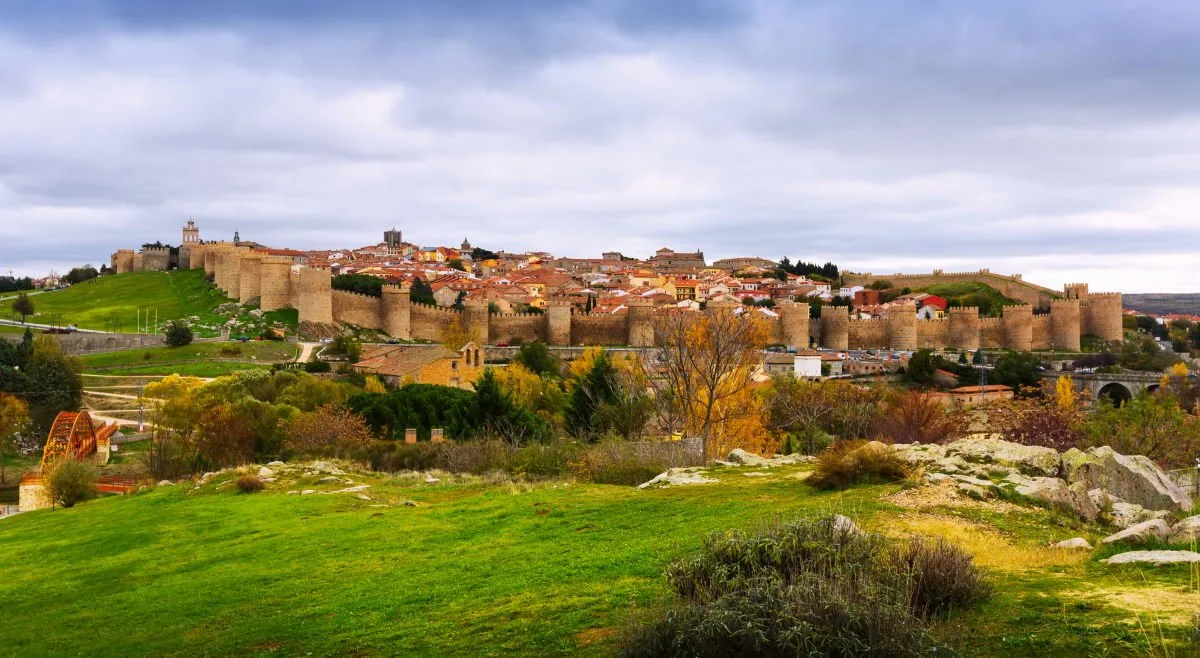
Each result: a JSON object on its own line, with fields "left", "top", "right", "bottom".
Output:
{"left": 296, "top": 341, "right": 320, "bottom": 363}
{"left": 0, "top": 318, "right": 110, "bottom": 334}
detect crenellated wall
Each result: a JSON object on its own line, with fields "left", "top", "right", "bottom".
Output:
{"left": 331, "top": 289, "right": 383, "bottom": 328}
{"left": 778, "top": 302, "right": 810, "bottom": 349}
{"left": 916, "top": 319, "right": 949, "bottom": 349}
{"left": 1031, "top": 313, "right": 1052, "bottom": 350}
{"left": 1082, "top": 292, "right": 1123, "bottom": 342}
{"left": 848, "top": 318, "right": 888, "bottom": 349}
{"left": 410, "top": 303, "right": 463, "bottom": 341}
{"left": 141, "top": 247, "right": 171, "bottom": 272}
{"left": 572, "top": 313, "right": 629, "bottom": 346}
{"left": 1051, "top": 299, "right": 1081, "bottom": 351}
{"left": 111, "top": 250, "right": 135, "bottom": 274}
{"left": 488, "top": 312, "right": 547, "bottom": 344}
{"left": 980, "top": 317, "right": 1003, "bottom": 349}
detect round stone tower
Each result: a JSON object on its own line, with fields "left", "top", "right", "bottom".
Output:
{"left": 948, "top": 307, "right": 981, "bottom": 351}
{"left": 1050, "top": 298, "right": 1081, "bottom": 351}
{"left": 778, "top": 301, "right": 810, "bottom": 350}
{"left": 238, "top": 253, "right": 264, "bottom": 304}
{"left": 297, "top": 267, "right": 333, "bottom": 325}
{"left": 819, "top": 305, "right": 849, "bottom": 350}
{"left": 626, "top": 297, "right": 655, "bottom": 347}
{"left": 465, "top": 297, "right": 490, "bottom": 346}
{"left": 886, "top": 302, "right": 917, "bottom": 351}
{"left": 545, "top": 299, "right": 573, "bottom": 346}
{"left": 1001, "top": 305, "right": 1033, "bottom": 351}
{"left": 1084, "top": 293, "right": 1123, "bottom": 343}
{"left": 258, "top": 257, "right": 294, "bottom": 311}
{"left": 381, "top": 283, "right": 412, "bottom": 340}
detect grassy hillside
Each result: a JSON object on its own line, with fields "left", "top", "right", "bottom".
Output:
{"left": 78, "top": 341, "right": 298, "bottom": 377}
{"left": 920, "top": 282, "right": 1022, "bottom": 315}
{"left": 0, "top": 463, "right": 1193, "bottom": 656}
{"left": 0, "top": 271, "right": 229, "bottom": 335}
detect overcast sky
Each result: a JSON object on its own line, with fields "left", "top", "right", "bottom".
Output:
{"left": 1, "top": 1, "right": 1197, "bottom": 293}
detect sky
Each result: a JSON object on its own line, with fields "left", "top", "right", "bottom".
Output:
{"left": 1, "top": 1, "right": 1197, "bottom": 293}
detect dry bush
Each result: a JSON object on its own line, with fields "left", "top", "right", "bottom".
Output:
{"left": 884, "top": 537, "right": 993, "bottom": 618}
{"left": 283, "top": 404, "right": 373, "bottom": 457}
{"left": 875, "top": 392, "right": 967, "bottom": 445}
{"left": 808, "top": 440, "right": 912, "bottom": 491}
{"left": 235, "top": 474, "right": 265, "bottom": 494}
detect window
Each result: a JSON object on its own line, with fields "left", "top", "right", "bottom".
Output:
{"left": 451, "top": 360, "right": 458, "bottom": 370}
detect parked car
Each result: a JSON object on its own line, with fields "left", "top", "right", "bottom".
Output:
{"left": 495, "top": 341, "right": 510, "bottom": 347}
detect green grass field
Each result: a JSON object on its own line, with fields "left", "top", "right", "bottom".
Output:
{"left": 921, "top": 282, "right": 1022, "bottom": 316}
{"left": 78, "top": 341, "right": 298, "bottom": 377}
{"left": 0, "top": 271, "right": 229, "bottom": 335}
{"left": 0, "top": 463, "right": 1193, "bottom": 656}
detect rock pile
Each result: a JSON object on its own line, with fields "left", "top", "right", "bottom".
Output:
{"left": 895, "top": 439, "right": 1192, "bottom": 527}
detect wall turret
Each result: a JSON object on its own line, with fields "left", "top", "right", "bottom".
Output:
{"left": 886, "top": 302, "right": 917, "bottom": 351}
{"left": 626, "top": 297, "right": 655, "bottom": 347}
{"left": 110, "top": 249, "right": 135, "bottom": 274}
{"left": 1002, "top": 305, "right": 1033, "bottom": 351}
{"left": 1050, "top": 299, "right": 1081, "bottom": 351}
{"left": 465, "top": 297, "right": 490, "bottom": 346}
{"left": 258, "top": 257, "right": 294, "bottom": 311}
{"left": 545, "top": 299, "right": 572, "bottom": 346}
{"left": 381, "top": 283, "right": 412, "bottom": 340}
{"left": 1083, "top": 292, "right": 1123, "bottom": 343}
{"left": 778, "top": 301, "right": 811, "bottom": 350}
{"left": 140, "top": 246, "right": 171, "bottom": 272}
{"left": 238, "top": 253, "right": 264, "bottom": 304}
{"left": 948, "top": 306, "right": 981, "bottom": 350}
{"left": 297, "top": 267, "right": 333, "bottom": 325}
{"left": 820, "top": 305, "right": 849, "bottom": 350}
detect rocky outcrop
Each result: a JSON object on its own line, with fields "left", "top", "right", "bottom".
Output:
{"left": 1169, "top": 515, "right": 1200, "bottom": 545}
{"left": 896, "top": 438, "right": 1193, "bottom": 524}
{"left": 1102, "top": 550, "right": 1200, "bottom": 565}
{"left": 1054, "top": 538, "right": 1093, "bottom": 550}
{"left": 722, "top": 450, "right": 815, "bottom": 467}
{"left": 1100, "top": 519, "right": 1171, "bottom": 545}
{"left": 726, "top": 449, "right": 771, "bottom": 466}
{"left": 943, "top": 438, "right": 1060, "bottom": 477}
{"left": 1006, "top": 474, "right": 1100, "bottom": 520}
{"left": 1062, "top": 447, "right": 1191, "bottom": 513}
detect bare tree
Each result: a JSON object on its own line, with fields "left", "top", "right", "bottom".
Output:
{"left": 650, "top": 308, "right": 770, "bottom": 457}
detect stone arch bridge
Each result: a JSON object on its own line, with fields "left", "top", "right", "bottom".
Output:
{"left": 1044, "top": 371, "right": 1169, "bottom": 405}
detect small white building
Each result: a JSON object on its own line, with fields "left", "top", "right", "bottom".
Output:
{"left": 794, "top": 352, "right": 822, "bottom": 378}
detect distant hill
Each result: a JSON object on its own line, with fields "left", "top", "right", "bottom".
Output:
{"left": 1122, "top": 293, "right": 1200, "bottom": 316}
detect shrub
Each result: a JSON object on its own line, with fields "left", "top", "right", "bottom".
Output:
{"left": 163, "top": 320, "right": 193, "bottom": 347}
{"left": 883, "top": 537, "right": 992, "bottom": 618}
{"left": 304, "top": 360, "right": 332, "bottom": 373}
{"left": 808, "top": 440, "right": 912, "bottom": 490}
{"left": 47, "top": 459, "right": 98, "bottom": 508}
{"left": 217, "top": 344, "right": 243, "bottom": 357}
{"left": 620, "top": 517, "right": 989, "bottom": 657}
{"left": 235, "top": 474, "right": 265, "bottom": 494}
{"left": 875, "top": 392, "right": 966, "bottom": 445}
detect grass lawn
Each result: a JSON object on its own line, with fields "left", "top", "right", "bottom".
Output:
{"left": 0, "top": 463, "right": 1194, "bottom": 656}
{"left": 0, "top": 270, "right": 229, "bottom": 335}
{"left": 78, "top": 341, "right": 298, "bottom": 377}
{"left": 0, "top": 323, "right": 34, "bottom": 334}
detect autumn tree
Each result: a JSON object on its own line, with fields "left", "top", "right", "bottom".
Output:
{"left": 651, "top": 307, "right": 771, "bottom": 457}
{"left": 440, "top": 315, "right": 477, "bottom": 351}
{"left": 874, "top": 392, "right": 967, "bottom": 445}
{"left": 1083, "top": 393, "right": 1200, "bottom": 468}
{"left": 284, "top": 404, "right": 373, "bottom": 457}
{"left": 983, "top": 383, "right": 1085, "bottom": 451}
{"left": 764, "top": 377, "right": 884, "bottom": 454}
{"left": 0, "top": 393, "right": 30, "bottom": 485}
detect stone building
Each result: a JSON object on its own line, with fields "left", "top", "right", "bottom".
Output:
{"left": 353, "top": 342, "right": 484, "bottom": 389}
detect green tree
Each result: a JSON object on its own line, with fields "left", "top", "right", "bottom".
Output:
{"left": 163, "top": 320, "right": 193, "bottom": 347}
{"left": 514, "top": 341, "right": 561, "bottom": 378}
{"left": 47, "top": 459, "right": 98, "bottom": 508}
{"left": 992, "top": 351, "right": 1043, "bottom": 389}
{"left": 904, "top": 349, "right": 937, "bottom": 386}
{"left": 331, "top": 273, "right": 384, "bottom": 297}
{"left": 972, "top": 349, "right": 985, "bottom": 365}
{"left": 12, "top": 293, "right": 34, "bottom": 322}
{"left": 24, "top": 335, "right": 83, "bottom": 431}
{"left": 1083, "top": 393, "right": 1200, "bottom": 468}
{"left": 448, "top": 258, "right": 466, "bottom": 272}
{"left": 410, "top": 278, "right": 435, "bottom": 305}
{"left": 565, "top": 352, "right": 620, "bottom": 440}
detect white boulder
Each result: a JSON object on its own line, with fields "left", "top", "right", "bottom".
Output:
{"left": 1100, "top": 519, "right": 1171, "bottom": 545}
{"left": 1062, "top": 446, "right": 1191, "bottom": 513}
{"left": 1054, "top": 538, "right": 1093, "bottom": 550}
{"left": 1102, "top": 550, "right": 1200, "bottom": 565}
